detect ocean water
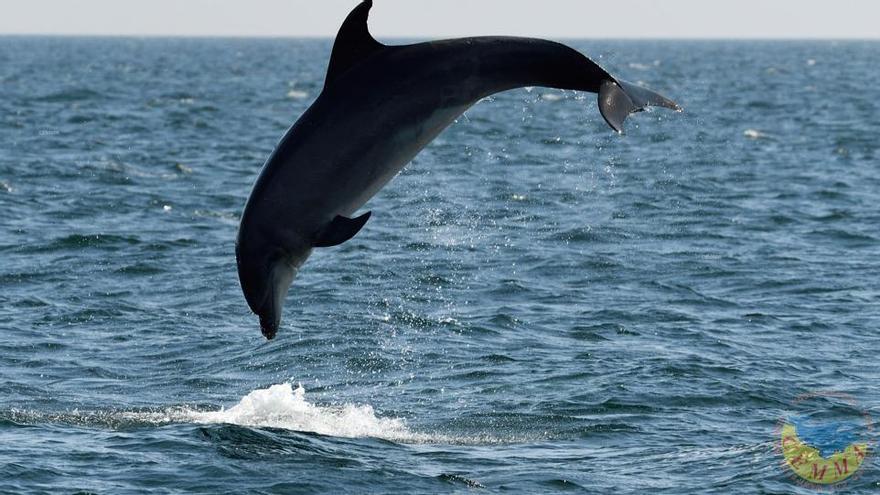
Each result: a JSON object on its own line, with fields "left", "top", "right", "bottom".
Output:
{"left": 1, "top": 37, "right": 878, "bottom": 493}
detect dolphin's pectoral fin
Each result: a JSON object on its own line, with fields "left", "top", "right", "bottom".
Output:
{"left": 598, "top": 79, "right": 682, "bottom": 134}
{"left": 314, "top": 211, "right": 372, "bottom": 248}
{"left": 325, "top": 0, "right": 385, "bottom": 88}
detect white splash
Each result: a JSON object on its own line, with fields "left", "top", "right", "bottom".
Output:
{"left": 187, "top": 383, "right": 428, "bottom": 441}
{"left": 743, "top": 129, "right": 768, "bottom": 140}
{"left": 286, "top": 89, "right": 309, "bottom": 100}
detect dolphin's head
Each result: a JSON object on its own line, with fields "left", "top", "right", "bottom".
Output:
{"left": 236, "top": 231, "right": 311, "bottom": 340}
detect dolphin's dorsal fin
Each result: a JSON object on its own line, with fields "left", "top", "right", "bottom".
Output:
{"left": 314, "top": 211, "right": 372, "bottom": 248}
{"left": 324, "top": 1, "right": 384, "bottom": 88}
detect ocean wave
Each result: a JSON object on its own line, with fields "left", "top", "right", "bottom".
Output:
{"left": 32, "top": 88, "right": 103, "bottom": 103}
{"left": 0, "top": 383, "right": 440, "bottom": 443}
{"left": 0, "top": 383, "right": 547, "bottom": 446}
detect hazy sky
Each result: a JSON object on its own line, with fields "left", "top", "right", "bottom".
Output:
{"left": 1, "top": 0, "right": 878, "bottom": 39}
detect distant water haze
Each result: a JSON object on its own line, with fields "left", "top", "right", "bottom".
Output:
{"left": 1, "top": 0, "right": 879, "bottom": 39}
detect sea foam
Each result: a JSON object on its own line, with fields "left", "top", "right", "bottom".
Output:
{"left": 186, "top": 383, "right": 425, "bottom": 441}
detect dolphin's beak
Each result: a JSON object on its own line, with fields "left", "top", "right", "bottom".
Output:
{"left": 255, "top": 261, "right": 296, "bottom": 340}
{"left": 258, "top": 310, "right": 280, "bottom": 340}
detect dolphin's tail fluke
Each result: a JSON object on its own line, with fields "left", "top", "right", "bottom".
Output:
{"left": 598, "top": 79, "right": 681, "bottom": 134}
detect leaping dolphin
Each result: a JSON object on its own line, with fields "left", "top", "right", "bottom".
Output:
{"left": 237, "top": 0, "right": 680, "bottom": 339}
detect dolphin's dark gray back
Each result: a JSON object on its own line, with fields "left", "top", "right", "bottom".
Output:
{"left": 323, "top": 1, "right": 678, "bottom": 131}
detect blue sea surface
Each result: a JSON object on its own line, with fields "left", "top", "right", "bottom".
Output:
{"left": 1, "top": 37, "right": 878, "bottom": 493}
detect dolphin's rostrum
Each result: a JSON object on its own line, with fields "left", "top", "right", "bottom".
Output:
{"left": 236, "top": 0, "right": 680, "bottom": 339}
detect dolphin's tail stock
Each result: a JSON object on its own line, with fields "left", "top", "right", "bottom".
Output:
{"left": 598, "top": 78, "right": 681, "bottom": 133}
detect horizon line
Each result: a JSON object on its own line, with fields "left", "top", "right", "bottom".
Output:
{"left": 1, "top": 32, "right": 879, "bottom": 42}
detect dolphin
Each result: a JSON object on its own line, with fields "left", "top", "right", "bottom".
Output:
{"left": 237, "top": 0, "right": 680, "bottom": 339}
